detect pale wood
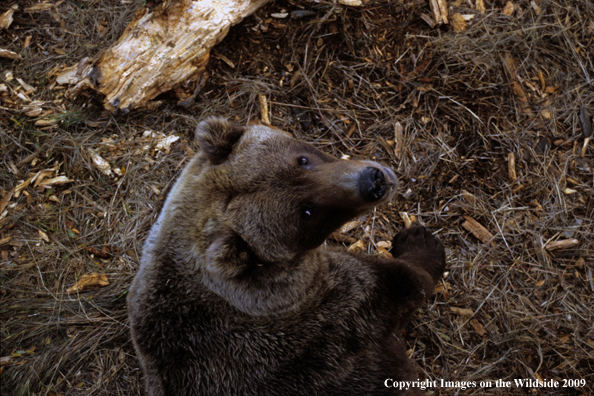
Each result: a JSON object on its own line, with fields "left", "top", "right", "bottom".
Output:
{"left": 347, "top": 240, "right": 366, "bottom": 254}
{"left": 0, "top": 5, "right": 18, "bottom": 30}
{"left": 582, "top": 137, "right": 591, "bottom": 157}
{"left": 508, "top": 152, "right": 517, "bottom": 181}
{"left": 399, "top": 212, "right": 412, "bottom": 228}
{"left": 475, "top": 0, "right": 485, "bottom": 14}
{"left": 0, "top": 49, "right": 22, "bottom": 61}
{"left": 393, "top": 121, "right": 404, "bottom": 160}
{"left": 259, "top": 95, "right": 270, "bottom": 124}
{"left": 462, "top": 215, "right": 496, "bottom": 247}
{"left": 429, "top": 0, "right": 449, "bottom": 25}
{"left": 545, "top": 239, "right": 579, "bottom": 251}
{"left": 64, "top": 0, "right": 271, "bottom": 113}
{"left": 339, "top": 219, "right": 363, "bottom": 234}
{"left": 450, "top": 306, "right": 473, "bottom": 316}
{"left": 66, "top": 273, "right": 109, "bottom": 293}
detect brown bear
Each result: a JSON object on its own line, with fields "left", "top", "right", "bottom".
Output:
{"left": 128, "top": 117, "right": 446, "bottom": 396}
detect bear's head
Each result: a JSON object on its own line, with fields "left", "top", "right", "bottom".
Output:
{"left": 192, "top": 118, "right": 398, "bottom": 279}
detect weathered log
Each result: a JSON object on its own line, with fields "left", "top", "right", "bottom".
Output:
{"left": 60, "top": 0, "right": 364, "bottom": 114}
{"left": 62, "top": 0, "right": 271, "bottom": 114}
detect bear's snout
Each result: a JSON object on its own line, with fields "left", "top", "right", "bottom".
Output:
{"left": 358, "top": 166, "right": 397, "bottom": 202}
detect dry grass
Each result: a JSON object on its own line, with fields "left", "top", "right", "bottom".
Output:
{"left": 1, "top": 0, "right": 593, "bottom": 395}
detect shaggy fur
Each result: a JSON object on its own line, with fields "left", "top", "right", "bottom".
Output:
{"left": 128, "top": 118, "right": 446, "bottom": 396}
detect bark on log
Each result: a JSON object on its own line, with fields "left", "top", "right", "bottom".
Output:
{"left": 63, "top": 0, "right": 271, "bottom": 114}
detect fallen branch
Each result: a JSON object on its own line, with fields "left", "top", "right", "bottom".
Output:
{"left": 62, "top": 0, "right": 271, "bottom": 114}
{"left": 59, "top": 0, "right": 365, "bottom": 114}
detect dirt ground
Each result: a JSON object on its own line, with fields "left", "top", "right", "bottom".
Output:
{"left": 1, "top": 0, "right": 593, "bottom": 395}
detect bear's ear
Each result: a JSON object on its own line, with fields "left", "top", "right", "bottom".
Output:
{"left": 195, "top": 117, "right": 245, "bottom": 165}
{"left": 205, "top": 229, "right": 253, "bottom": 278}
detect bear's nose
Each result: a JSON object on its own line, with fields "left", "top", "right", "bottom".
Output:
{"left": 358, "top": 167, "right": 388, "bottom": 201}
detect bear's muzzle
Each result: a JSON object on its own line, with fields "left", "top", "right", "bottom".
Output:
{"left": 358, "top": 166, "right": 397, "bottom": 201}
{"left": 356, "top": 164, "right": 398, "bottom": 203}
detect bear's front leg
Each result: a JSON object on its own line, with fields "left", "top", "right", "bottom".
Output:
{"left": 390, "top": 225, "right": 446, "bottom": 283}
{"left": 370, "top": 226, "right": 445, "bottom": 334}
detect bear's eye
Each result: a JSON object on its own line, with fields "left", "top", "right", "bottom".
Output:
{"left": 302, "top": 207, "right": 313, "bottom": 220}
{"left": 297, "top": 156, "right": 309, "bottom": 166}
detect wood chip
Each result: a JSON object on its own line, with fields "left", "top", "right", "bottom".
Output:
{"left": 38, "top": 176, "right": 74, "bottom": 187}
{"left": 38, "top": 230, "right": 50, "bottom": 243}
{"left": 376, "top": 241, "right": 391, "bottom": 249}
{"left": 259, "top": 94, "right": 270, "bottom": 124}
{"left": 0, "top": 188, "right": 14, "bottom": 214}
{"left": 339, "top": 219, "right": 362, "bottom": 234}
{"left": 15, "top": 176, "right": 34, "bottom": 198}
{"left": 17, "top": 78, "right": 36, "bottom": 95}
{"left": 507, "top": 152, "right": 517, "bottom": 181}
{"left": 399, "top": 212, "right": 412, "bottom": 228}
{"left": 580, "top": 107, "right": 592, "bottom": 157}
{"left": 451, "top": 13, "right": 467, "bottom": 33}
{"left": 582, "top": 138, "right": 591, "bottom": 157}
{"left": 470, "top": 318, "right": 487, "bottom": 336}
{"left": 450, "top": 307, "right": 474, "bottom": 316}
{"left": 420, "top": 13, "right": 436, "bottom": 28}
{"left": 347, "top": 240, "right": 366, "bottom": 254}
{"left": 89, "top": 150, "right": 112, "bottom": 176}
{"left": 394, "top": 121, "right": 404, "bottom": 160}
{"left": 0, "top": 5, "right": 18, "bottom": 30}
{"left": 503, "top": 1, "right": 515, "bottom": 16}
{"left": 212, "top": 52, "right": 235, "bottom": 68}
{"left": 545, "top": 239, "right": 579, "bottom": 251}
{"left": 35, "top": 118, "right": 59, "bottom": 127}
{"left": 429, "top": 0, "right": 449, "bottom": 25}
{"left": 66, "top": 273, "right": 109, "bottom": 293}
{"left": 475, "top": 0, "right": 486, "bottom": 13}
{"left": 0, "top": 49, "right": 22, "bottom": 61}
{"left": 530, "top": 0, "right": 542, "bottom": 15}
{"left": 462, "top": 215, "right": 496, "bottom": 247}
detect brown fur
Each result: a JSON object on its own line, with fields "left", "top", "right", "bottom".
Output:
{"left": 128, "top": 118, "right": 446, "bottom": 396}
